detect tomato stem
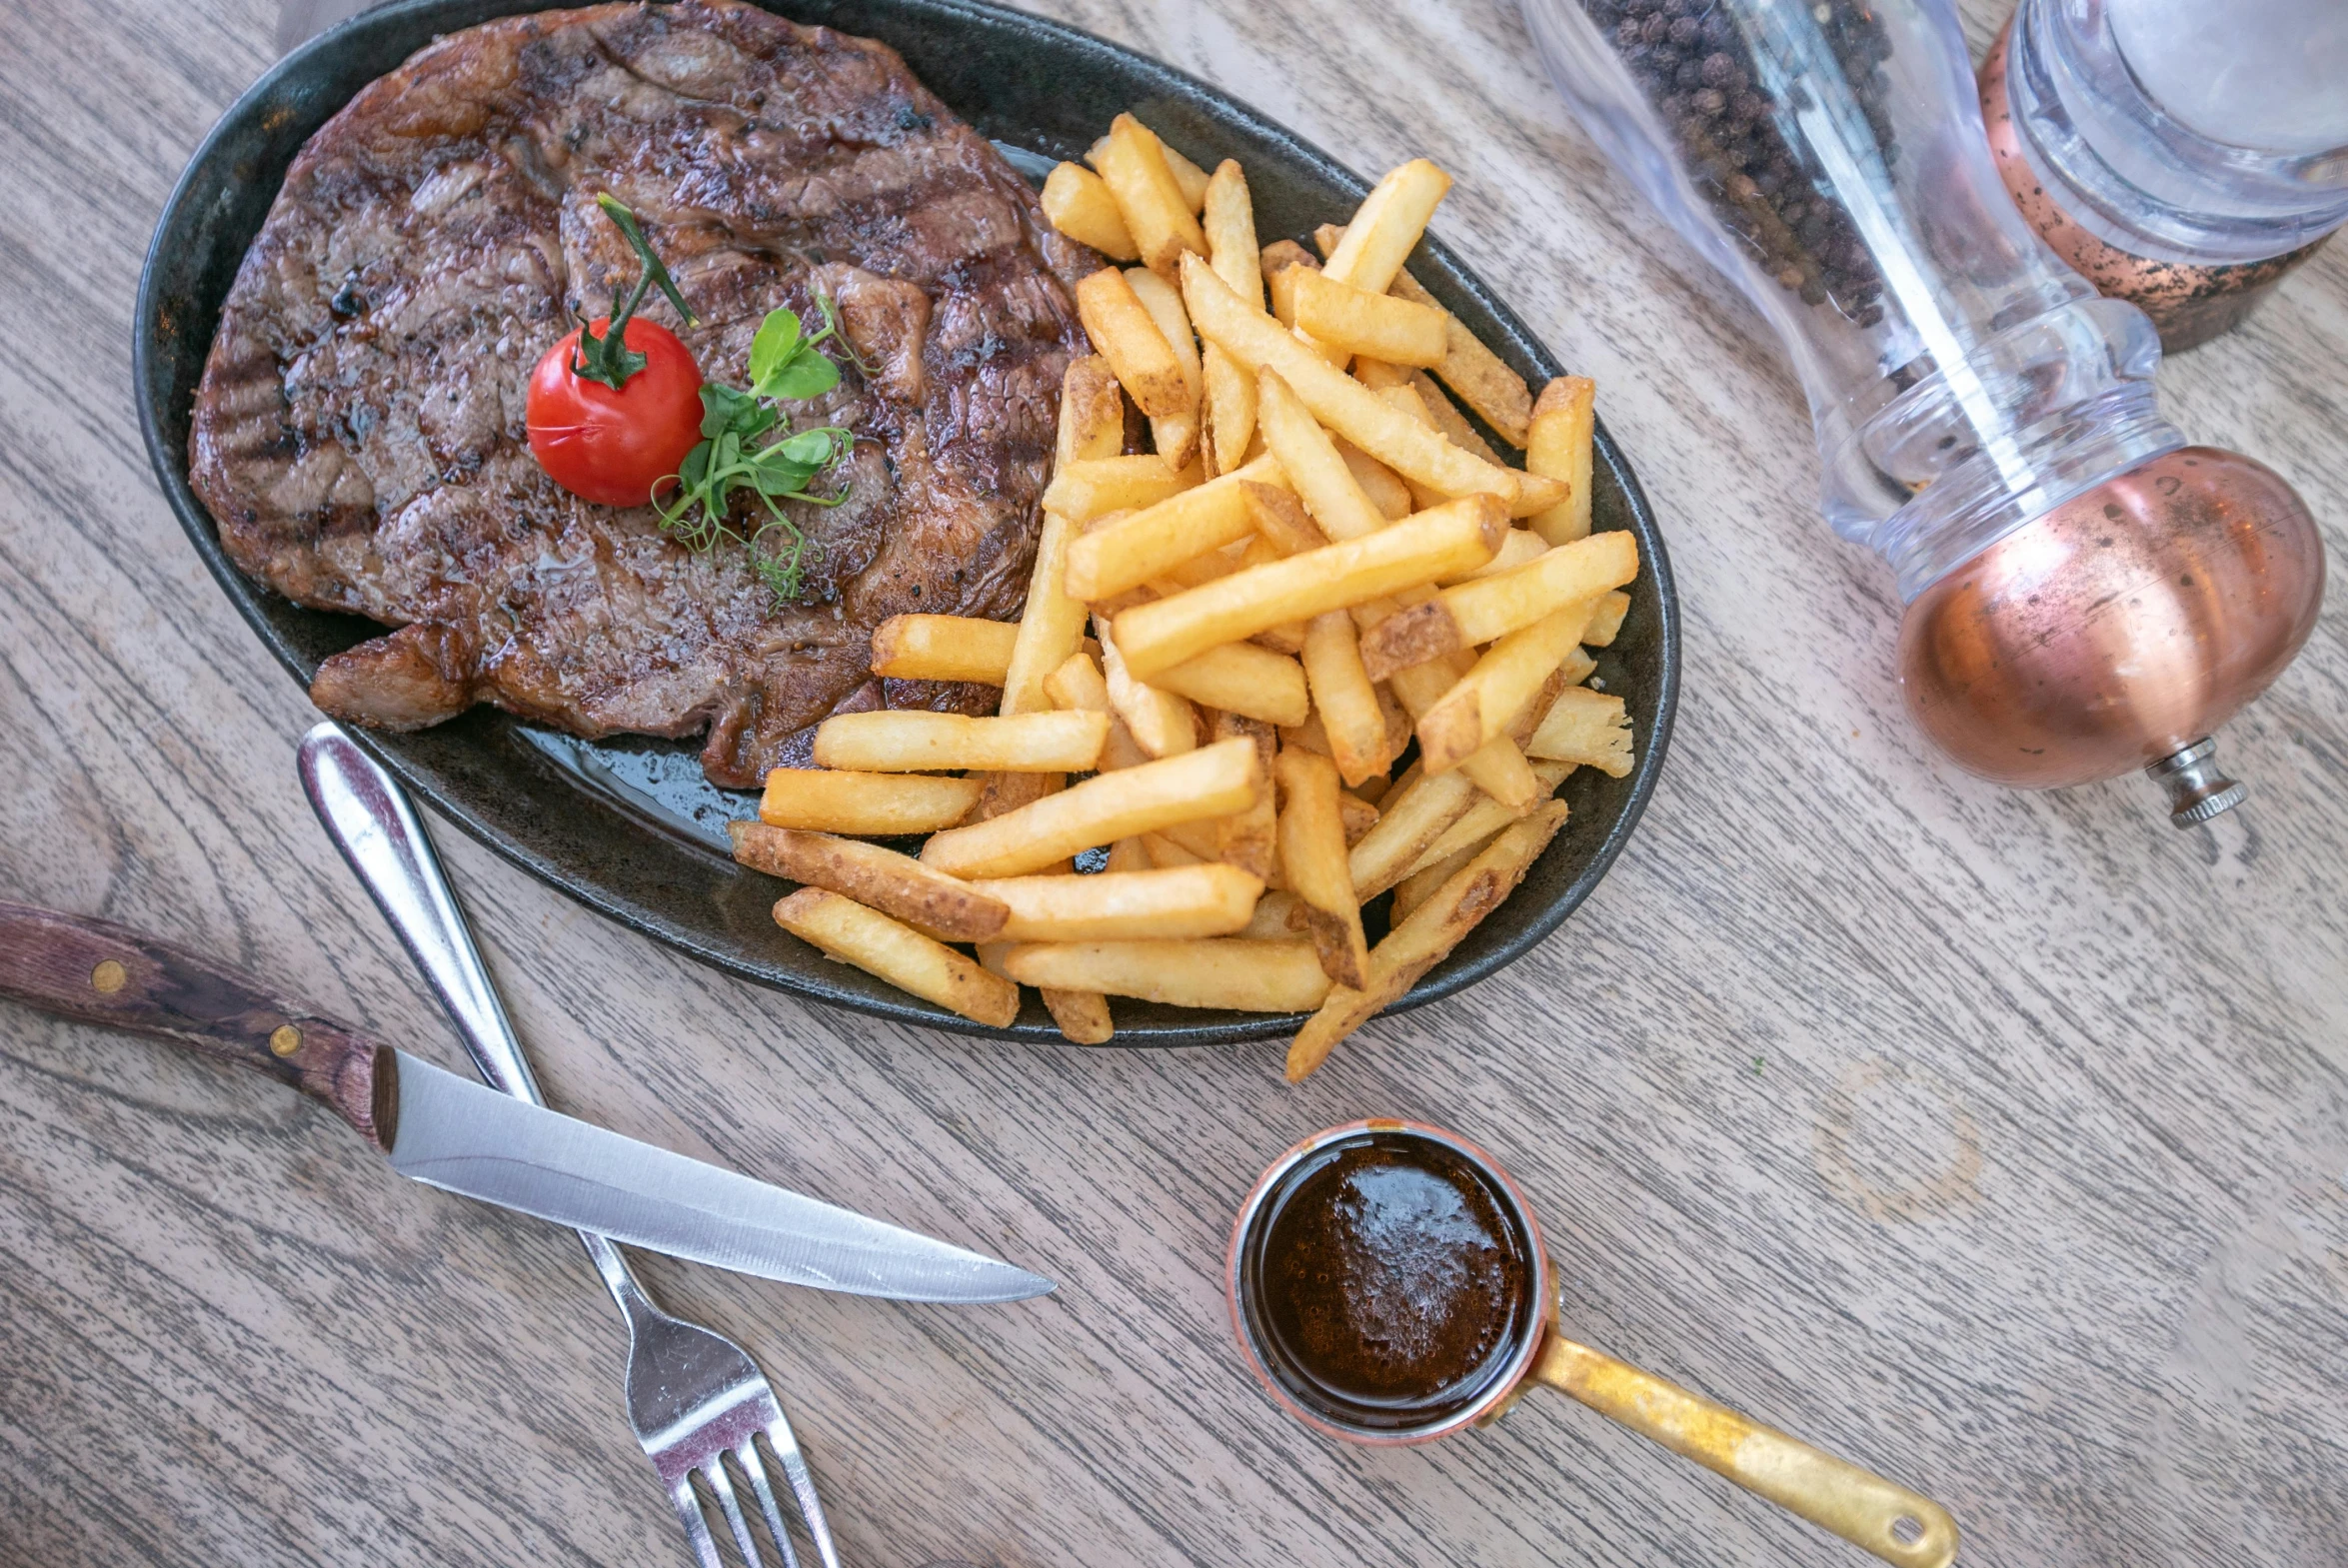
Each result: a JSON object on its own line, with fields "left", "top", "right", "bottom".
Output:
{"left": 570, "top": 194, "right": 699, "bottom": 391}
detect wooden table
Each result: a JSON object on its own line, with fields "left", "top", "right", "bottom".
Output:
{"left": 3, "top": 0, "right": 2343, "bottom": 1563}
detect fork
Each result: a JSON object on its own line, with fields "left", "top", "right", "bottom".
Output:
{"left": 298, "top": 722, "right": 840, "bottom": 1568}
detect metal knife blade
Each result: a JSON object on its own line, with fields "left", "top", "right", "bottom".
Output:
{"left": 385, "top": 1049, "right": 1052, "bottom": 1303}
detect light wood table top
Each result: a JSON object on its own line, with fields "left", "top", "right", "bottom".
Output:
{"left": 2, "top": 1, "right": 2343, "bottom": 1564}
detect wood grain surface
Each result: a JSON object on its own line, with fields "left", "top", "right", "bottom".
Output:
{"left": 2, "top": 1, "right": 2343, "bottom": 1565}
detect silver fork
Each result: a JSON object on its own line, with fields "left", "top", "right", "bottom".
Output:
{"left": 298, "top": 723, "right": 840, "bottom": 1568}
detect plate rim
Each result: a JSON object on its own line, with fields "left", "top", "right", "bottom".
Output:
{"left": 134, "top": 0, "right": 1679, "bottom": 1046}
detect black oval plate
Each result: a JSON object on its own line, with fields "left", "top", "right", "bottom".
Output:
{"left": 135, "top": 0, "right": 1678, "bottom": 1044}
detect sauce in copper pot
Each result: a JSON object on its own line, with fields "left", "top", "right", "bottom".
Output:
{"left": 1256, "top": 1136, "right": 1532, "bottom": 1421}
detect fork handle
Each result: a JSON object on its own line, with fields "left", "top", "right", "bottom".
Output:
{"left": 0, "top": 900, "right": 396, "bottom": 1152}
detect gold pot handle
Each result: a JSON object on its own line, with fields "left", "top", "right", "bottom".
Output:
{"left": 1532, "top": 1333, "right": 1959, "bottom": 1568}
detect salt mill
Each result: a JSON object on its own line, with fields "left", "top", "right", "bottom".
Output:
{"left": 1522, "top": 0, "right": 2325, "bottom": 825}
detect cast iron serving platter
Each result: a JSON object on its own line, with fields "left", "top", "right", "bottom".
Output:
{"left": 135, "top": 0, "right": 1679, "bottom": 1044}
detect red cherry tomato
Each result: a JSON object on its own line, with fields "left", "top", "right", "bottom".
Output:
{"left": 526, "top": 317, "right": 704, "bottom": 509}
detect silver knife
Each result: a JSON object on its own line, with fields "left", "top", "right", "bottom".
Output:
{"left": 0, "top": 896, "right": 1050, "bottom": 1304}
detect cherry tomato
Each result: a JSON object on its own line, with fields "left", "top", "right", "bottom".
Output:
{"left": 526, "top": 317, "right": 705, "bottom": 508}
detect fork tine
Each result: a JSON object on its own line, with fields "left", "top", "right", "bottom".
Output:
{"left": 732, "top": 1440, "right": 803, "bottom": 1568}
{"left": 671, "top": 1479, "right": 727, "bottom": 1568}
{"left": 702, "top": 1460, "right": 768, "bottom": 1568}
{"left": 758, "top": 1423, "right": 841, "bottom": 1568}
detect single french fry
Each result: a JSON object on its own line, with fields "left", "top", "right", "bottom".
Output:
{"left": 1335, "top": 437, "right": 1414, "bottom": 521}
{"left": 1287, "top": 802, "right": 1568, "bottom": 1079}
{"left": 1337, "top": 790, "right": 1380, "bottom": 846}
{"left": 1526, "top": 376, "right": 1595, "bottom": 544}
{"left": 969, "top": 862, "right": 1263, "bottom": 941}
{"left": 813, "top": 710, "right": 1109, "bottom": 774}
{"left": 773, "top": 888, "right": 1021, "bottom": 1028}
{"left": 1300, "top": 611, "right": 1389, "bottom": 787}
{"left": 1065, "top": 455, "right": 1284, "bottom": 600}
{"left": 1580, "top": 589, "right": 1631, "bottom": 649}
{"left": 1095, "top": 114, "right": 1208, "bottom": 279}
{"left": 1098, "top": 620, "right": 1197, "bottom": 759}
{"left": 1043, "top": 162, "right": 1139, "bottom": 260}
{"left": 1450, "top": 526, "right": 1550, "bottom": 584}
{"left": 1042, "top": 455, "right": 1189, "bottom": 523}
{"left": 1256, "top": 369, "right": 1388, "bottom": 544}
{"left": 1377, "top": 381, "right": 1456, "bottom": 512}
{"left": 1280, "top": 710, "right": 1332, "bottom": 758}
{"left": 760, "top": 769, "right": 982, "bottom": 834}
{"left": 1201, "top": 348, "right": 1255, "bottom": 478}
{"left": 968, "top": 771, "right": 1064, "bottom": 824}
{"left": 1059, "top": 355, "right": 1130, "bottom": 469}
{"left": 921, "top": 737, "right": 1259, "bottom": 878}
{"left": 1109, "top": 494, "right": 1506, "bottom": 679}
{"left": 1126, "top": 266, "right": 1205, "bottom": 470}
{"left": 869, "top": 614, "right": 1020, "bottom": 685}
{"left": 1291, "top": 270, "right": 1448, "bottom": 368}
{"left": 1312, "top": 221, "right": 1533, "bottom": 446}
{"left": 1211, "top": 712, "right": 1279, "bottom": 881}
{"left": 1238, "top": 480, "right": 1327, "bottom": 557}
{"left": 1088, "top": 127, "right": 1210, "bottom": 212}
{"left": 1320, "top": 159, "right": 1453, "bottom": 298}
{"left": 1347, "top": 766, "right": 1482, "bottom": 899}
{"left": 1358, "top": 531, "right": 1639, "bottom": 680}
{"left": 1414, "top": 606, "right": 1587, "bottom": 776}
{"left": 730, "top": 823, "right": 1009, "bottom": 942}
{"left": 1349, "top": 355, "right": 1416, "bottom": 391}
{"left": 1181, "top": 255, "right": 1559, "bottom": 515}
{"left": 1275, "top": 750, "right": 1371, "bottom": 989}
{"left": 1003, "top": 938, "right": 1331, "bottom": 1011}
{"left": 999, "top": 511, "right": 1091, "bottom": 721}
{"left": 1076, "top": 269, "right": 1192, "bottom": 419}
{"left": 1142, "top": 829, "right": 1208, "bottom": 867}
{"left": 1105, "top": 836, "right": 1154, "bottom": 873}
{"left": 1399, "top": 759, "right": 1573, "bottom": 881}
{"left": 1239, "top": 888, "right": 1305, "bottom": 939}
{"left": 1260, "top": 240, "right": 1319, "bottom": 327}
{"left": 1041, "top": 988, "right": 1115, "bottom": 1043}
{"left": 1203, "top": 160, "right": 1262, "bottom": 303}
{"left": 1526, "top": 687, "right": 1634, "bottom": 777}
{"left": 1043, "top": 649, "right": 1111, "bottom": 713}
{"left": 1148, "top": 640, "right": 1311, "bottom": 728}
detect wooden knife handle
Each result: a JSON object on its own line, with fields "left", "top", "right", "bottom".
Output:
{"left": 0, "top": 900, "right": 398, "bottom": 1152}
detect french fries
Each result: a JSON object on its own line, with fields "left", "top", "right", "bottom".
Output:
{"left": 1075, "top": 269, "right": 1192, "bottom": 419}
{"left": 1181, "top": 254, "right": 1562, "bottom": 517}
{"left": 724, "top": 138, "right": 1641, "bottom": 1065}
{"left": 1093, "top": 113, "right": 1207, "bottom": 279}
{"left": 812, "top": 710, "right": 1110, "bottom": 774}
{"left": 1003, "top": 939, "right": 1332, "bottom": 1011}
{"left": 1291, "top": 270, "right": 1449, "bottom": 368}
{"left": 1043, "top": 162, "right": 1139, "bottom": 260}
{"left": 1287, "top": 802, "right": 1569, "bottom": 1079}
{"left": 869, "top": 614, "right": 1021, "bottom": 685}
{"left": 1526, "top": 376, "right": 1596, "bottom": 544}
{"left": 1413, "top": 605, "right": 1586, "bottom": 776}
{"left": 732, "top": 824, "right": 1009, "bottom": 942}
{"left": 1276, "top": 749, "right": 1371, "bottom": 988}
{"left": 774, "top": 888, "right": 1021, "bottom": 1029}
{"left": 1042, "top": 455, "right": 1190, "bottom": 522}
{"left": 970, "top": 862, "right": 1261, "bottom": 940}
{"left": 1065, "top": 455, "right": 1283, "bottom": 600}
{"left": 922, "top": 738, "right": 1260, "bottom": 878}
{"left": 762, "top": 769, "right": 984, "bottom": 835}
{"left": 1526, "top": 687, "right": 1634, "bottom": 777}
{"left": 1110, "top": 495, "right": 1507, "bottom": 679}
{"left": 1357, "top": 531, "right": 1639, "bottom": 680}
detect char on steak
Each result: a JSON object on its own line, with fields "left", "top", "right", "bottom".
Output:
{"left": 190, "top": 0, "right": 1095, "bottom": 786}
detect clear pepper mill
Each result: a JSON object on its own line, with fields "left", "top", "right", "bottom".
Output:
{"left": 1522, "top": 0, "right": 2324, "bottom": 825}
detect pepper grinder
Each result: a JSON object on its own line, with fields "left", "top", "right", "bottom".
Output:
{"left": 1522, "top": 0, "right": 2325, "bottom": 825}
{"left": 1981, "top": 0, "right": 2348, "bottom": 352}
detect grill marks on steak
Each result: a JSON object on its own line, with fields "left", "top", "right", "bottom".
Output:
{"left": 189, "top": 0, "right": 1093, "bottom": 786}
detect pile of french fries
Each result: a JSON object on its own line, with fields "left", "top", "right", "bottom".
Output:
{"left": 730, "top": 114, "right": 1641, "bottom": 1081}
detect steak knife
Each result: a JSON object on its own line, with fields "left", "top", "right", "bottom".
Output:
{"left": 0, "top": 900, "right": 1051, "bottom": 1304}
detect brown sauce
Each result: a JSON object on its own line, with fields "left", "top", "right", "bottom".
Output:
{"left": 1252, "top": 1134, "right": 1533, "bottom": 1426}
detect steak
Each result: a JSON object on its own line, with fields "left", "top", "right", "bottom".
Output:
{"left": 190, "top": 0, "right": 1095, "bottom": 786}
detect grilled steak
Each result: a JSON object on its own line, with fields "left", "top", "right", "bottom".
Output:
{"left": 190, "top": 0, "right": 1095, "bottom": 786}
